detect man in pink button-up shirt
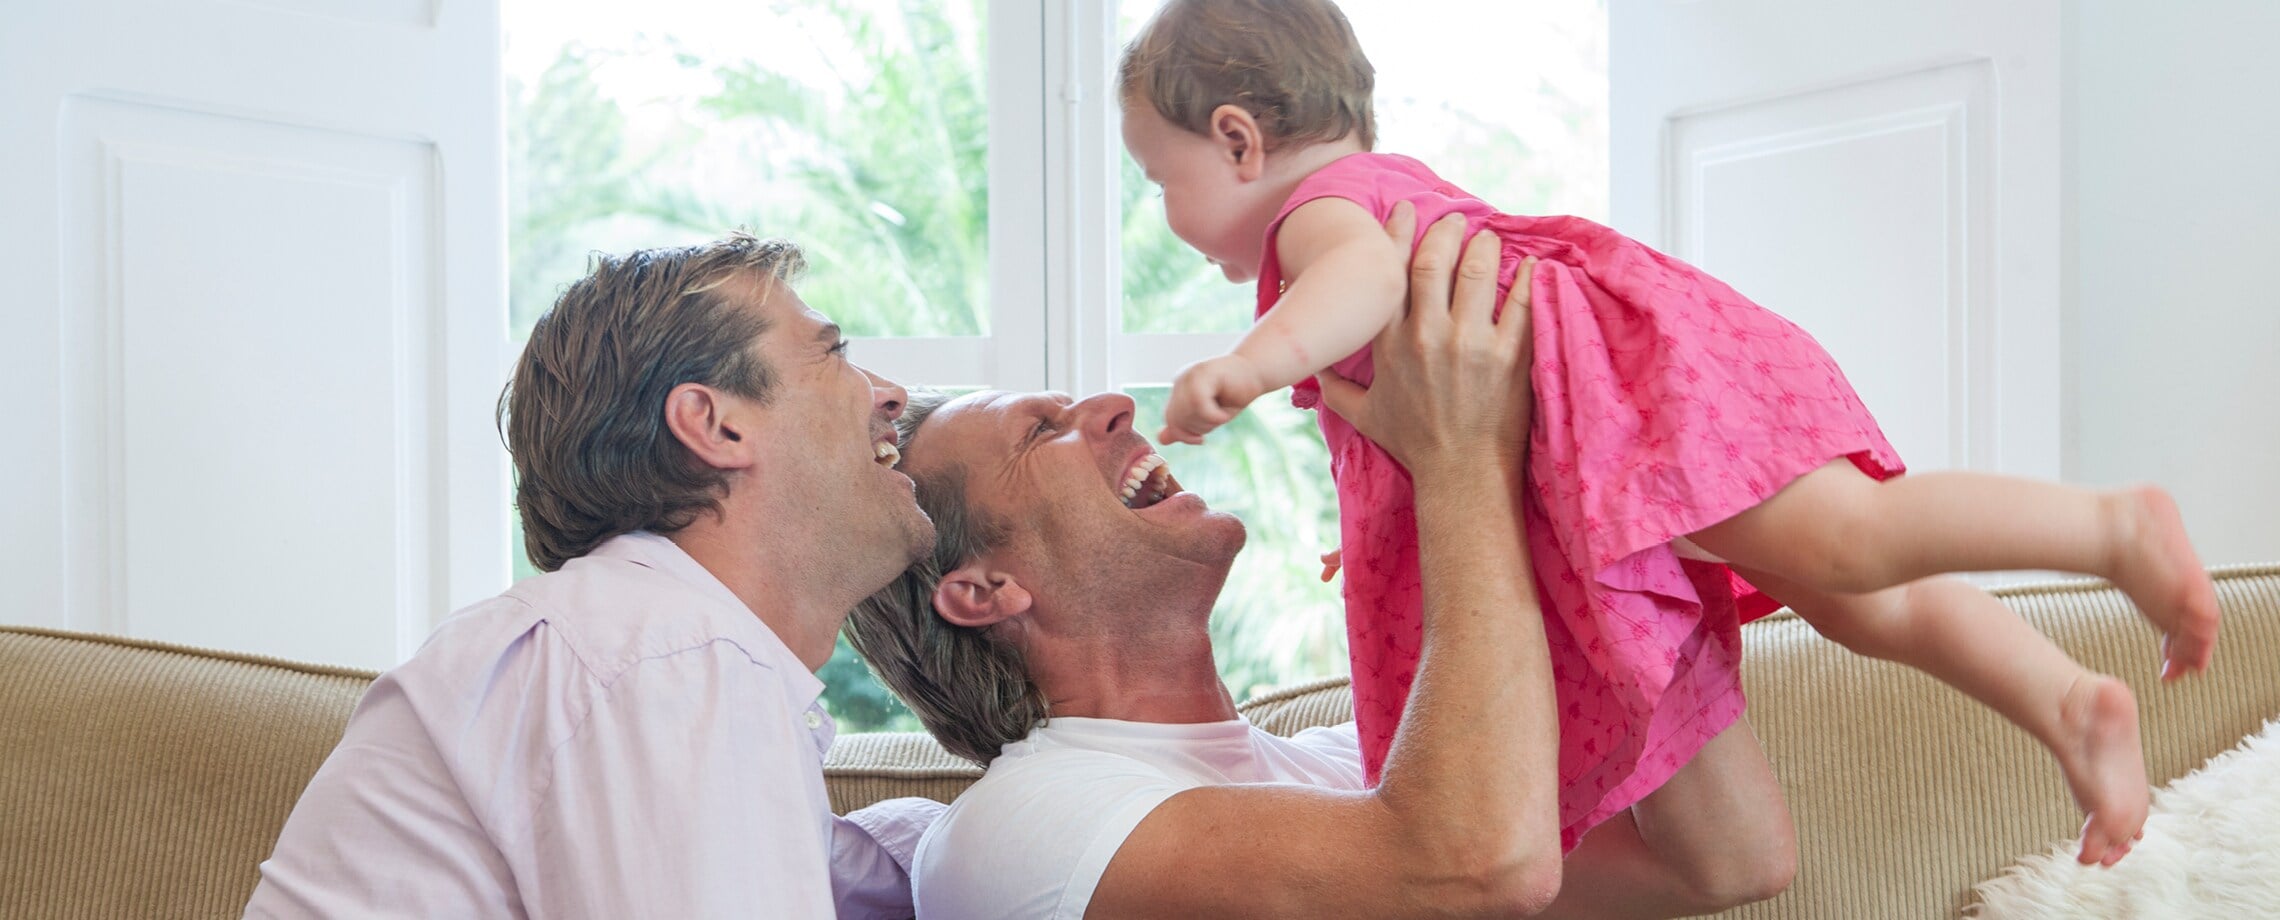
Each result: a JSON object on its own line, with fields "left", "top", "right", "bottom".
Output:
{"left": 246, "top": 233, "right": 942, "bottom": 918}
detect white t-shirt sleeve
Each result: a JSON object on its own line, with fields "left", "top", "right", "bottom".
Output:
{"left": 912, "top": 752, "right": 1187, "bottom": 920}
{"left": 1284, "top": 721, "right": 1366, "bottom": 776}
{"left": 520, "top": 643, "right": 837, "bottom": 919}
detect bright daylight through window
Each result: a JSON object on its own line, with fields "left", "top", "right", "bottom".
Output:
{"left": 505, "top": 0, "right": 1604, "bottom": 730}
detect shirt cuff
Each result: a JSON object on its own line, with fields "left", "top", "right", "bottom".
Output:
{"left": 845, "top": 796, "right": 947, "bottom": 874}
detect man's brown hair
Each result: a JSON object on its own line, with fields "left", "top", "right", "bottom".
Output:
{"left": 1117, "top": 0, "right": 1377, "bottom": 151}
{"left": 498, "top": 232, "right": 804, "bottom": 572}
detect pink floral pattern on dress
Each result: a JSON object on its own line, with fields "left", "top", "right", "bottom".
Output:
{"left": 1260, "top": 153, "right": 1904, "bottom": 850}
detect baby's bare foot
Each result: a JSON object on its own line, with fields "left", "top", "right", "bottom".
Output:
{"left": 2055, "top": 675, "right": 2148, "bottom": 866}
{"left": 2106, "top": 486, "right": 2220, "bottom": 679}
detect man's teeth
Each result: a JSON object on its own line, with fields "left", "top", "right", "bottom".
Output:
{"left": 873, "top": 441, "right": 901, "bottom": 468}
{"left": 1119, "top": 454, "right": 1171, "bottom": 508}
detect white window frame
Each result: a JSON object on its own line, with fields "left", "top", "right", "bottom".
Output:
{"left": 850, "top": 1, "right": 1234, "bottom": 395}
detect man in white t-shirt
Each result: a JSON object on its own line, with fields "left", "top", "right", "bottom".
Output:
{"left": 845, "top": 211, "right": 1799, "bottom": 918}
{"left": 246, "top": 234, "right": 943, "bottom": 918}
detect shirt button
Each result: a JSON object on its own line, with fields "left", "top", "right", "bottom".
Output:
{"left": 804, "top": 711, "right": 823, "bottom": 730}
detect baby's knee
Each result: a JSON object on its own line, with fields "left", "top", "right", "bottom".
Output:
{"left": 1733, "top": 832, "right": 1800, "bottom": 905}
{"left": 1678, "top": 829, "right": 1798, "bottom": 910}
{"left": 1791, "top": 526, "right": 1904, "bottom": 594}
{"left": 1793, "top": 589, "right": 1912, "bottom": 661}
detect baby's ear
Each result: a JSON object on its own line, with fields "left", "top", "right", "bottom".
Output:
{"left": 932, "top": 560, "right": 1032, "bottom": 628}
{"left": 1209, "top": 104, "right": 1265, "bottom": 179}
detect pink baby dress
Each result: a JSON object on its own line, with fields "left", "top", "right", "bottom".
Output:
{"left": 1262, "top": 152, "right": 1904, "bottom": 850}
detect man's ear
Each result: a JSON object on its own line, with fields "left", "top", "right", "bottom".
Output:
{"left": 932, "top": 558, "right": 1033, "bottom": 629}
{"left": 1208, "top": 104, "right": 1266, "bottom": 182}
{"left": 663, "top": 382, "right": 758, "bottom": 472}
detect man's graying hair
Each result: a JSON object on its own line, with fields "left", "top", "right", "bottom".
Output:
{"left": 844, "top": 390, "right": 1050, "bottom": 765}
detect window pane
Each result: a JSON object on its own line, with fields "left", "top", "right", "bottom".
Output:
{"left": 1125, "top": 387, "right": 1348, "bottom": 700}
{"left": 1115, "top": 0, "right": 1607, "bottom": 334}
{"left": 506, "top": 0, "right": 990, "bottom": 341}
{"left": 506, "top": 0, "right": 989, "bottom": 732}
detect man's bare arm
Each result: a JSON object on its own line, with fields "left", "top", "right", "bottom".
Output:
{"left": 1087, "top": 210, "right": 1560, "bottom": 920}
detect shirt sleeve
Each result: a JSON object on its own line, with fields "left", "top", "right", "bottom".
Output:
{"left": 520, "top": 643, "right": 837, "bottom": 919}
{"left": 831, "top": 797, "right": 946, "bottom": 919}
{"left": 1283, "top": 721, "right": 1367, "bottom": 777}
{"left": 913, "top": 753, "right": 1186, "bottom": 920}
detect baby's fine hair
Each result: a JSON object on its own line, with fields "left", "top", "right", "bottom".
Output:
{"left": 1117, "top": 0, "right": 1376, "bottom": 152}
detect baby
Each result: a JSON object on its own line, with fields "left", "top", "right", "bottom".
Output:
{"left": 1122, "top": 0, "right": 2218, "bottom": 864}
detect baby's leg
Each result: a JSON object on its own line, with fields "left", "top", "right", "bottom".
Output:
{"left": 1740, "top": 567, "right": 2149, "bottom": 866}
{"left": 1690, "top": 460, "right": 2219, "bottom": 678}
{"left": 1543, "top": 717, "right": 1797, "bottom": 918}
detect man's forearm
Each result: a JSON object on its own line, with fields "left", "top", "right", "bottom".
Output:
{"left": 1378, "top": 452, "right": 1561, "bottom": 881}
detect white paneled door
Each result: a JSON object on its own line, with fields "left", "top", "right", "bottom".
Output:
{"left": 1, "top": 0, "right": 507, "bottom": 669}
{"left": 1609, "top": 1, "right": 2063, "bottom": 480}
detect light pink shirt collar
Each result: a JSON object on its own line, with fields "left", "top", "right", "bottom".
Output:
{"left": 584, "top": 531, "right": 833, "bottom": 750}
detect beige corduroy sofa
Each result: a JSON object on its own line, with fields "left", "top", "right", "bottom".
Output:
{"left": 6, "top": 565, "right": 2278, "bottom": 919}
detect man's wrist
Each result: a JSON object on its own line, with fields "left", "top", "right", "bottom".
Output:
{"left": 1408, "top": 448, "right": 1522, "bottom": 494}
{"left": 1411, "top": 466, "right": 1522, "bottom": 553}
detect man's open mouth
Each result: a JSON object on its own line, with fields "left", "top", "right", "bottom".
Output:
{"left": 1118, "top": 453, "right": 1178, "bottom": 509}
{"left": 872, "top": 438, "right": 902, "bottom": 468}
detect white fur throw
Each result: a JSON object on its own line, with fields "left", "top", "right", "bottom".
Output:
{"left": 1967, "top": 717, "right": 2280, "bottom": 918}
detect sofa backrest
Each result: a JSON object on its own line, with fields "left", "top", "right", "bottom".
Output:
{"left": 7, "top": 564, "right": 2277, "bottom": 919}
{"left": 0, "top": 627, "right": 377, "bottom": 920}
{"left": 1715, "top": 563, "right": 2280, "bottom": 919}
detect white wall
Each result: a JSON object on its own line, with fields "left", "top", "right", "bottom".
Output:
{"left": 2068, "top": 1, "right": 2280, "bottom": 565}
{"left": 1, "top": 0, "right": 507, "bottom": 669}
{"left": 1608, "top": 0, "right": 2066, "bottom": 487}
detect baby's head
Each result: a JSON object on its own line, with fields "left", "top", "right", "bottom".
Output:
{"left": 1118, "top": 0, "right": 1377, "bottom": 153}
{"left": 1118, "top": 0, "right": 1378, "bottom": 281}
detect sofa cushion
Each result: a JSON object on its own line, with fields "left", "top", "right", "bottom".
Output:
{"left": 9, "top": 563, "right": 2275, "bottom": 919}
{"left": 0, "top": 626, "right": 377, "bottom": 920}
{"left": 1232, "top": 675, "right": 1357, "bottom": 737}
{"left": 1716, "top": 564, "right": 2280, "bottom": 920}
{"left": 821, "top": 730, "right": 984, "bottom": 815}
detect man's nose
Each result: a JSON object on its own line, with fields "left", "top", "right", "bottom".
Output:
{"left": 862, "top": 367, "right": 908, "bottom": 417}
{"left": 1073, "top": 392, "right": 1135, "bottom": 436}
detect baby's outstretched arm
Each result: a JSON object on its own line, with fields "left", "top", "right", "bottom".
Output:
{"left": 1157, "top": 197, "right": 1411, "bottom": 444}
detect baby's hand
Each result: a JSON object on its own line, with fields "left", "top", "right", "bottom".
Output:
{"left": 1319, "top": 548, "right": 1342, "bottom": 582}
{"left": 1158, "top": 355, "right": 1269, "bottom": 445}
